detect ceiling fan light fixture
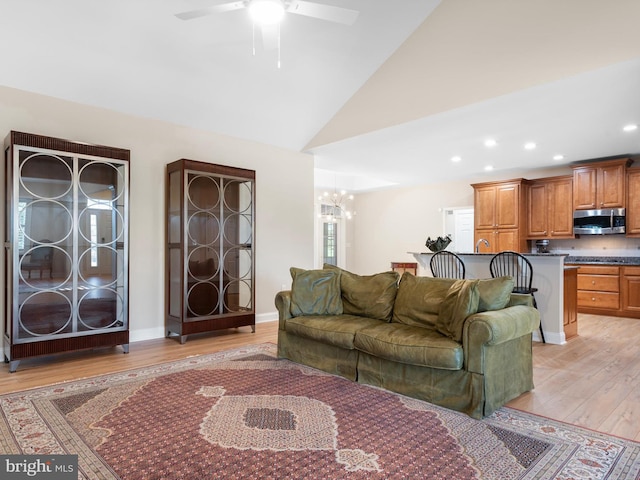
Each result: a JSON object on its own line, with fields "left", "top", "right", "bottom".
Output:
{"left": 249, "top": 0, "right": 285, "bottom": 25}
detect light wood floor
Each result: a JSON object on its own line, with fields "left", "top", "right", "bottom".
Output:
{"left": 1, "top": 314, "right": 639, "bottom": 441}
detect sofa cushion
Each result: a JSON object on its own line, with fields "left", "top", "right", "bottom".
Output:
{"left": 392, "top": 274, "right": 456, "bottom": 328}
{"left": 290, "top": 267, "right": 343, "bottom": 316}
{"left": 354, "top": 322, "right": 463, "bottom": 370}
{"left": 324, "top": 264, "right": 399, "bottom": 321}
{"left": 477, "top": 276, "right": 515, "bottom": 312}
{"left": 285, "top": 315, "right": 383, "bottom": 350}
{"left": 436, "top": 279, "right": 480, "bottom": 342}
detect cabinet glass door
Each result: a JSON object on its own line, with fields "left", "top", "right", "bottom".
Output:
{"left": 184, "top": 171, "right": 253, "bottom": 319}
{"left": 13, "top": 146, "right": 128, "bottom": 343}
{"left": 222, "top": 178, "right": 253, "bottom": 314}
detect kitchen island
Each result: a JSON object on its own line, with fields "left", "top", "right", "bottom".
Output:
{"left": 410, "top": 252, "right": 568, "bottom": 344}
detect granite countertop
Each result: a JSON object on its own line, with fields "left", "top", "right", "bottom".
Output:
{"left": 564, "top": 256, "right": 640, "bottom": 266}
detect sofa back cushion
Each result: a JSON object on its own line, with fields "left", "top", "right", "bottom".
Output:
{"left": 435, "top": 279, "right": 480, "bottom": 342}
{"left": 477, "top": 276, "right": 515, "bottom": 312}
{"left": 392, "top": 273, "right": 456, "bottom": 327}
{"left": 290, "top": 267, "right": 343, "bottom": 316}
{"left": 324, "top": 264, "right": 399, "bottom": 321}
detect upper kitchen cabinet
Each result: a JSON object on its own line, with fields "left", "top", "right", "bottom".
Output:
{"left": 627, "top": 167, "right": 640, "bottom": 236}
{"left": 571, "top": 158, "right": 632, "bottom": 210}
{"left": 472, "top": 179, "right": 529, "bottom": 253}
{"left": 527, "top": 175, "right": 574, "bottom": 239}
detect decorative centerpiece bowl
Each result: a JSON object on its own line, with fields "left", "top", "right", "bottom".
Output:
{"left": 425, "top": 235, "right": 452, "bottom": 253}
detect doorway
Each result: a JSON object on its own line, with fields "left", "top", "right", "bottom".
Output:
{"left": 442, "top": 207, "right": 474, "bottom": 253}
{"left": 315, "top": 204, "right": 347, "bottom": 268}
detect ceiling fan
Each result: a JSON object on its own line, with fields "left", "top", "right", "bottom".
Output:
{"left": 175, "top": 0, "right": 359, "bottom": 67}
{"left": 175, "top": 0, "right": 359, "bottom": 26}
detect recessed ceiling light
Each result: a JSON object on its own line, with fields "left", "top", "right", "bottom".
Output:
{"left": 484, "top": 165, "right": 494, "bottom": 171}
{"left": 623, "top": 124, "right": 638, "bottom": 132}
{"left": 484, "top": 139, "right": 497, "bottom": 148}
{"left": 524, "top": 142, "right": 536, "bottom": 150}
{"left": 553, "top": 154, "right": 564, "bottom": 161}
{"left": 451, "top": 156, "right": 462, "bottom": 162}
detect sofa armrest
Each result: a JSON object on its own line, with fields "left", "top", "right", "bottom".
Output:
{"left": 275, "top": 290, "right": 293, "bottom": 329}
{"left": 463, "top": 305, "right": 540, "bottom": 373}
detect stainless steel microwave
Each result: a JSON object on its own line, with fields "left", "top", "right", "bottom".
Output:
{"left": 573, "top": 208, "right": 625, "bottom": 235}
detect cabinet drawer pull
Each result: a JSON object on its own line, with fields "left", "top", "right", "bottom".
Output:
{"left": 592, "top": 280, "right": 596, "bottom": 285}
{"left": 592, "top": 297, "right": 596, "bottom": 301}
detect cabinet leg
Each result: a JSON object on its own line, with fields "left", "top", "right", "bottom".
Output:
{"left": 9, "top": 360, "right": 20, "bottom": 373}
{"left": 180, "top": 335, "right": 187, "bottom": 345}
{"left": 122, "top": 344, "right": 130, "bottom": 354}
{"left": 251, "top": 325, "right": 256, "bottom": 333}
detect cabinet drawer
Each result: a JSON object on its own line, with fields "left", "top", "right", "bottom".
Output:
{"left": 622, "top": 266, "right": 640, "bottom": 276}
{"left": 577, "top": 291, "right": 620, "bottom": 309}
{"left": 577, "top": 274, "right": 619, "bottom": 292}
{"left": 576, "top": 265, "right": 620, "bottom": 275}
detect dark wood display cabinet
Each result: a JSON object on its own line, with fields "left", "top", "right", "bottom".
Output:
{"left": 165, "top": 159, "right": 255, "bottom": 343}
{"left": 3, "top": 131, "right": 130, "bottom": 372}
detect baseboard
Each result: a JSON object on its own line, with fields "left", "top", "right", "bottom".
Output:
{"left": 535, "top": 330, "right": 565, "bottom": 345}
{"left": 129, "top": 312, "right": 278, "bottom": 343}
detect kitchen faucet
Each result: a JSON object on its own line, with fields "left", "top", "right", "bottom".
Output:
{"left": 475, "top": 238, "right": 489, "bottom": 253}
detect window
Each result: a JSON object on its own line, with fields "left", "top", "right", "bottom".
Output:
{"left": 17, "top": 201, "right": 27, "bottom": 250}
{"left": 322, "top": 220, "right": 337, "bottom": 266}
{"left": 90, "top": 213, "right": 98, "bottom": 267}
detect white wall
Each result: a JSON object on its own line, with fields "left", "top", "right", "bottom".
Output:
{"left": 348, "top": 180, "right": 474, "bottom": 275}
{"left": 0, "top": 86, "right": 315, "bottom": 342}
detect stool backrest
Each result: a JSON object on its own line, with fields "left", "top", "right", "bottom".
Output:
{"left": 430, "top": 251, "right": 465, "bottom": 279}
{"left": 489, "top": 251, "right": 533, "bottom": 291}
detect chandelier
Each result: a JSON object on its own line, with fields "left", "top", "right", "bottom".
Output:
{"left": 318, "top": 189, "right": 354, "bottom": 223}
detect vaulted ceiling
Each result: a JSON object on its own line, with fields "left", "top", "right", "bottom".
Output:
{"left": 1, "top": 0, "right": 639, "bottom": 191}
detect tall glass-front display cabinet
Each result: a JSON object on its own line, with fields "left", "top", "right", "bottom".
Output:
{"left": 166, "top": 159, "right": 255, "bottom": 343}
{"left": 3, "top": 131, "right": 130, "bottom": 372}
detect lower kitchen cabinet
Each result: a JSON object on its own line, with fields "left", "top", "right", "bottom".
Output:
{"left": 568, "top": 264, "right": 640, "bottom": 319}
{"left": 621, "top": 266, "right": 640, "bottom": 315}
{"left": 576, "top": 265, "right": 620, "bottom": 311}
{"left": 564, "top": 267, "right": 578, "bottom": 339}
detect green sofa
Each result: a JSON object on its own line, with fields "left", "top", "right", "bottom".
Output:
{"left": 275, "top": 265, "right": 540, "bottom": 419}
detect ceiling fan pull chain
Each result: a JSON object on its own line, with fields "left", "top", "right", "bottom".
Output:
{"left": 277, "top": 22, "right": 281, "bottom": 69}
{"left": 252, "top": 22, "right": 256, "bottom": 57}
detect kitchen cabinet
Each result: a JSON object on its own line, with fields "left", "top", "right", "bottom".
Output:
{"left": 566, "top": 263, "right": 640, "bottom": 319}
{"left": 474, "top": 228, "right": 520, "bottom": 253}
{"left": 571, "top": 158, "right": 631, "bottom": 210}
{"left": 472, "top": 179, "right": 528, "bottom": 253}
{"left": 621, "top": 266, "right": 640, "bottom": 315}
{"left": 3, "top": 131, "right": 130, "bottom": 372}
{"left": 563, "top": 267, "right": 578, "bottom": 339}
{"left": 626, "top": 168, "right": 640, "bottom": 236}
{"left": 527, "top": 175, "right": 573, "bottom": 239}
{"left": 165, "top": 159, "right": 255, "bottom": 344}
{"left": 576, "top": 265, "right": 620, "bottom": 311}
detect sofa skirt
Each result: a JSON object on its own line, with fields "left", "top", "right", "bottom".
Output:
{"left": 356, "top": 352, "right": 486, "bottom": 419}
{"left": 277, "top": 330, "right": 359, "bottom": 380}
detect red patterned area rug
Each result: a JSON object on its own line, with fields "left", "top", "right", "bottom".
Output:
{"left": 1, "top": 344, "right": 639, "bottom": 480}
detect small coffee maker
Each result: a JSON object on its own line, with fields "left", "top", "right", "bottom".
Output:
{"left": 535, "top": 239, "right": 550, "bottom": 254}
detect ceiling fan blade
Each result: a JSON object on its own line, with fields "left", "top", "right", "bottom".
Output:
{"left": 175, "top": 1, "right": 245, "bottom": 20}
{"left": 287, "top": 0, "right": 359, "bottom": 25}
